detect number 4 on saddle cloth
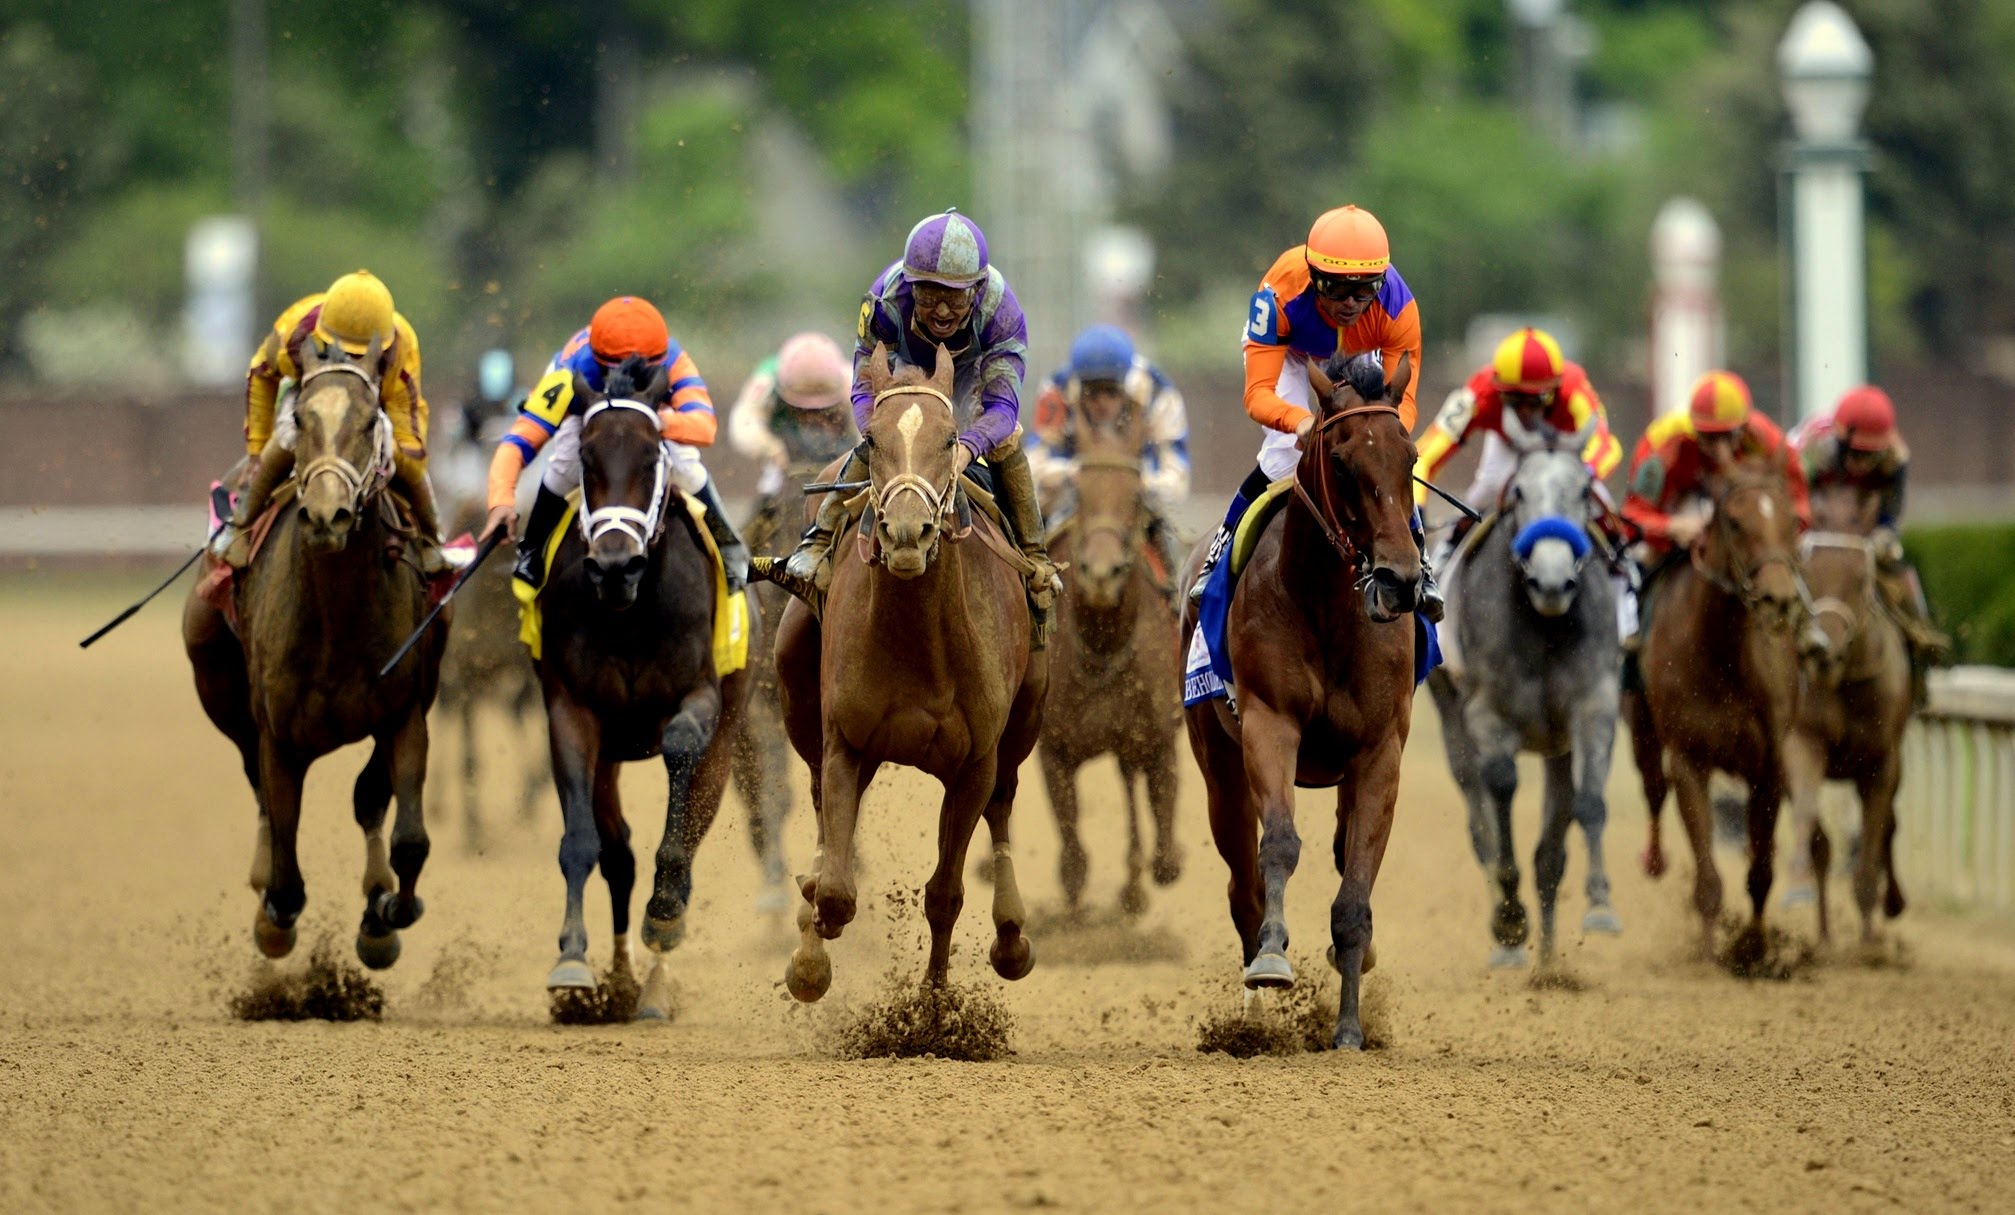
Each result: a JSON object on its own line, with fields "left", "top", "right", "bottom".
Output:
{"left": 512, "top": 488, "right": 750, "bottom": 675}
{"left": 1182, "top": 476, "right": 1442, "bottom": 710}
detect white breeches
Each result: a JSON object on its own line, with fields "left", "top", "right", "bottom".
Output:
{"left": 540, "top": 414, "right": 709, "bottom": 497}
{"left": 1254, "top": 353, "right": 1315, "bottom": 481}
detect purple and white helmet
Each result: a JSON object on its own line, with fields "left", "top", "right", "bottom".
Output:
{"left": 901, "top": 209, "right": 990, "bottom": 288}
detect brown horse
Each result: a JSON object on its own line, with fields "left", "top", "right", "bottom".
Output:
{"left": 1629, "top": 465, "right": 1807, "bottom": 959}
{"left": 1038, "top": 380, "right": 1183, "bottom": 915}
{"left": 183, "top": 336, "right": 442, "bottom": 966}
{"left": 775, "top": 343, "right": 1047, "bottom": 1000}
{"left": 534, "top": 356, "right": 753, "bottom": 1019}
{"left": 1784, "top": 485, "right": 1911, "bottom": 942}
{"left": 1179, "top": 351, "right": 1420, "bottom": 1051}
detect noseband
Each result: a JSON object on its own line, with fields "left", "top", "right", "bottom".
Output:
{"left": 578, "top": 398, "right": 671, "bottom": 550}
{"left": 1799, "top": 530, "right": 1877, "bottom": 640}
{"left": 1291, "top": 403, "right": 1403, "bottom": 576}
{"left": 294, "top": 362, "right": 395, "bottom": 512}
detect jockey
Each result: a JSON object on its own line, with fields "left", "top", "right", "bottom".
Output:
{"left": 780, "top": 209, "right": 1063, "bottom": 627}
{"left": 214, "top": 269, "right": 444, "bottom": 573}
{"left": 1416, "top": 326, "right": 1622, "bottom": 528}
{"left": 1187, "top": 204, "right": 1440, "bottom": 620}
{"left": 727, "top": 331, "right": 859, "bottom": 556}
{"left": 1790, "top": 383, "right": 1950, "bottom": 671}
{"left": 478, "top": 295, "right": 750, "bottom": 592}
{"left": 1028, "top": 324, "right": 1192, "bottom": 586}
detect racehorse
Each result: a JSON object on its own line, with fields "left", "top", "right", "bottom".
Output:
{"left": 183, "top": 335, "right": 442, "bottom": 967}
{"left": 1784, "top": 484, "right": 1911, "bottom": 943}
{"left": 1427, "top": 413, "right": 1622, "bottom": 966}
{"left": 775, "top": 343, "right": 1047, "bottom": 1000}
{"left": 1036, "top": 380, "right": 1183, "bottom": 916}
{"left": 533, "top": 355, "right": 753, "bottom": 1019}
{"left": 1180, "top": 351, "right": 1421, "bottom": 1051}
{"left": 1628, "top": 465, "right": 1807, "bottom": 960}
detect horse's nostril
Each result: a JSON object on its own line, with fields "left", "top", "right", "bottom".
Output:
{"left": 1562, "top": 578, "right": 1577, "bottom": 594}
{"left": 624, "top": 555, "right": 647, "bottom": 579}
{"left": 330, "top": 508, "right": 353, "bottom": 530}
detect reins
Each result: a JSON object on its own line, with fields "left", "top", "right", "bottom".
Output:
{"left": 1290, "top": 402, "right": 1402, "bottom": 576}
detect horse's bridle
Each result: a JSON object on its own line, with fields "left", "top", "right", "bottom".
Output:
{"left": 1291, "top": 402, "right": 1403, "bottom": 578}
{"left": 863, "top": 383, "right": 962, "bottom": 525}
{"left": 1690, "top": 481, "right": 1809, "bottom": 612}
{"left": 294, "top": 362, "right": 394, "bottom": 512}
{"left": 1073, "top": 448, "right": 1147, "bottom": 558}
{"left": 1799, "top": 530, "right": 1877, "bottom": 642}
{"left": 578, "top": 398, "right": 671, "bottom": 549}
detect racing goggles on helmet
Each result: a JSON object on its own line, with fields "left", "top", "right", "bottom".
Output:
{"left": 1503, "top": 387, "right": 1558, "bottom": 411}
{"left": 1310, "top": 271, "right": 1385, "bottom": 303}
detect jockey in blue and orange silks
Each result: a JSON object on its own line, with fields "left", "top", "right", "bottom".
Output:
{"left": 1187, "top": 204, "right": 1442, "bottom": 620}
{"left": 478, "top": 295, "right": 750, "bottom": 592}
{"left": 778, "top": 208, "right": 1063, "bottom": 631}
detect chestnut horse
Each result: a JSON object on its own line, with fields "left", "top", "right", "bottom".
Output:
{"left": 1038, "top": 381, "right": 1183, "bottom": 915}
{"left": 183, "top": 336, "right": 442, "bottom": 967}
{"left": 775, "top": 343, "right": 1047, "bottom": 1000}
{"left": 1180, "top": 352, "right": 1420, "bottom": 1051}
{"left": 1629, "top": 465, "right": 1807, "bottom": 959}
{"left": 1784, "top": 485, "right": 1910, "bottom": 942}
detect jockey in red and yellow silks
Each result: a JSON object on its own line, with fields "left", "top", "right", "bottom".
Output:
{"left": 1622, "top": 370, "right": 1809, "bottom": 559}
{"left": 1416, "top": 327, "right": 1621, "bottom": 509}
{"left": 1190, "top": 204, "right": 1441, "bottom": 620}
{"left": 213, "top": 270, "right": 444, "bottom": 573}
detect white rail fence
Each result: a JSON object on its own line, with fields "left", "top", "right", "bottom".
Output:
{"left": 1896, "top": 666, "right": 2015, "bottom": 913}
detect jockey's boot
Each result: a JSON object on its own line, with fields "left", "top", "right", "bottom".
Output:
{"left": 1189, "top": 465, "right": 1273, "bottom": 601}
{"left": 782, "top": 442, "right": 867, "bottom": 593}
{"left": 396, "top": 469, "right": 451, "bottom": 578}
{"left": 990, "top": 432, "right": 1064, "bottom": 649}
{"left": 692, "top": 475, "right": 750, "bottom": 593}
{"left": 513, "top": 483, "right": 571, "bottom": 592}
{"left": 1412, "top": 510, "right": 1445, "bottom": 624}
{"left": 1877, "top": 565, "right": 1953, "bottom": 666}
{"left": 215, "top": 445, "right": 296, "bottom": 570}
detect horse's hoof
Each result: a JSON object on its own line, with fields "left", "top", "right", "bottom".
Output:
{"left": 1582, "top": 905, "right": 1623, "bottom": 935}
{"left": 1118, "top": 881, "right": 1148, "bottom": 918}
{"left": 1488, "top": 944, "right": 1528, "bottom": 969}
{"left": 641, "top": 915, "right": 686, "bottom": 953}
{"left": 990, "top": 932, "right": 1034, "bottom": 981}
{"left": 355, "top": 929, "right": 402, "bottom": 971}
{"left": 253, "top": 910, "right": 296, "bottom": 959}
{"left": 1151, "top": 847, "right": 1183, "bottom": 887}
{"left": 1242, "top": 951, "right": 1294, "bottom": 990}
{"left": 1331, "top": 1020, "right": 1366, "bottom": 1052}
{"left": 1641, "top": 845, "right": 1667, "bottom": 879}
{"left": 1884, "top": 886, "right": 1907, "bottom": 919}
{"left": 786, "top": 946, "right": 831, "bottom": 1003}
{"left": 795, "top": 873, "right": 818, "bottom": 904}
{"left": 545, "top": 958, "right": 596, "bottom": 991}
{"left": 374, "top": 890, "right": 424, "bottom": 931}
{"left": 1780, "top": 883, "right": 1817, "bottom": 909}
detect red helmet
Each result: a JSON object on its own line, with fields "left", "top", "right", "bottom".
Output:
{"left": 1492, "top": 327, "right": 1565, "bottom": 394}
{"left": 589, "top": 296, "right": 670, "bottom": 364}
{"left": 1833, "top": 385, "right": 1896, "bottom": 452}
{"left": 1688, "top": 371, "right": 1751, "bottom": 434}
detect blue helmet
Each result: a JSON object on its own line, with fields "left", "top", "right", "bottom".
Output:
{"left": 1068, "top": 325, "right": 1135, "bottom": 383}
{"left": 902, "top": 209, "right": 990, "bottom": 288}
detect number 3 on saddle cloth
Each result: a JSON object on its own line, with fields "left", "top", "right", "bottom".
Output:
{"left": 195, "top": 481, "right": 475, "bottom": 630}
{"left": 1181, "top": 477, "right": 1442, "bottom": 711}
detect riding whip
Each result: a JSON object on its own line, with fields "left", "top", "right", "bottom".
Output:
{"left": 1415, "top": 476, "right": 1483, "bottom": 522}
{"left": 377, "top": 528, "right": 506, "bottom": 678}
{"left": 801, "top": 478, "right": 870, "bottom": 495}
{"left": 78, "top": 521, "right": 227, "bottom": 649}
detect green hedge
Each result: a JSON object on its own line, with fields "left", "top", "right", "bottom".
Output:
{"left": 1903, "top": 523, "right": 2015, "bottom": 667}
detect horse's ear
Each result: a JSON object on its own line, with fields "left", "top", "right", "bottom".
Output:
{"left": 363, "top": 332, "right": 383, "bottom": 372}
{"left": 1386, "top": 352, "right": 1413, "bottom": 404}
{"left": 645, "top": 360, "right": 671, "bottom": 403}
{"left": 866, "top": 342, "right": 892, "bottom": 396}
{"left": 930, "top": 342, "right": 954, "bottom": 396}
{"left": 1306, "top": 361, "right": 1338, "bottom": 411}
{"left": 1501, "top": 399, "right": 1539, "bottom": 453}
{"left": 570, "top": 372, "right": 594, "bottom": 414}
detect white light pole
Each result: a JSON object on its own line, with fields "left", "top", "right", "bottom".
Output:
{"left": 1779, "top": 0, "right": 1873, "bottom": 423}
{"left": 1650, "top": 197, "right": 1723, "bottom": 417}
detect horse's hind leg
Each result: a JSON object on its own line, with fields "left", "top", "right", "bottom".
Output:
{"left": 460, "top": 701, "right": 484, "bottom": 855}
{"left": 1533, "top": 754, "right": 1576, "bottom": 965}
{"left": 1329, "top": 735, "right": 1402, "bottom": 1051}
{"left": 1625, "top": 692, "right": 1670, "bottom": 877}
{"left": 186, "top": 597, "right": 268, "bottom": 890}
{"left": 1239, "top": 705, "right": 1304, "bottom": 989}
{"left": 377, "top": 700, "right": 432, "bottom": 935}
{"left": 1668, "top": 754, "right": 1722, "bottom": 959}
{"left": 353, "top": 741, "right": 403, "bottom": 969}
{"left": 923, "top": 753, "right": 998, "bottom": 986}
{"left": 1118, "top": 759, "right": 1148, "bottom": 916}
{"left": 1572, "top": 699, "right": 1621, "bottom": 934}
{"left": 1742, "top": 765, "right": 1785, "bottom": 938}
{"left": 252, "top": 735, "right": 308, "bottom": 959}
{"left": 1145, "top": 739, "right": 1183, "bottom": 887}
{"left": 1038, "top": 747, "right": 1089, "bottom": 914}
{"left": 1856, "top": 758, "right": 1903, "bottom": 942}
{"left": 644, "top": 685, "right": 724, "bottom": 954}
{"left": 545, "top": 692, "right": 602, "bottom": 991}
{"left": 591, "top": 758, "right": 635, "bottom": 983}
{"left": 1466, "top": 702, "right": 1528, "bottom": 967}
{"left": 733, "top": 696, "right": 793, "bottom": 914}
{"left": 1783, "top": 733, "right": 1828, "bottom": 928}
{"left": 1191, "top": 712, "right": 1261, "bottom": 966}
{"left": 983, "top": 756, "right": 1034, "bottom": 981}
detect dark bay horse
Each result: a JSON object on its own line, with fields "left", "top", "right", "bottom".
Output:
{"left": 1038, "top": 381, "right": 1182, "bottom": 915}
{"left": 183, "top": 336, "right": 441, "bottom": 966}
{"left": 1785, "top": 485, "right": 1911, "bottom": 942}
{"left": 535, "top": 356, "right": 752, "bottom": 1019}
{"left": 775, "top": 343, "right": 1047, "bottom": 1000}
{"left": 1628, "top": 465, "right": 1807, "bottom": 959}
{"left": 1180, "top": 352, "right": 1421, "bottom": 1050}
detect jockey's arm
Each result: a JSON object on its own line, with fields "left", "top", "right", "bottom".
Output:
{"left": 485, "top": 366, "right": 571, "bottom": 512}
{"left": 1241, "top": 343, "right": 1309, "bottom": 437}
{"left": 1622, "top": 440, "right": 1676, "bottom": 543}
{"left": 656, "top": 349, "right": 717, "bottom": 447}
{"left": 1566, "top": 382, "right": 1622, "bottom": 480}
{"left": 1375, "top": 300, "right": 1423, "bottom": 432}
{"left": 1782, "top": 442, "right": 1812, "bottom": 527}
{"left": 727, "top": 358, "right": 785, "bottom": 463}
{"left": 1412, "top": 384, "right": 1476, "bottom": 506}
{"left": 242, "top": 325, "right": 293, "bottom": 457}
{"left": 1141, "top": 379, "right": 1192, "bottom": 507}
{"left": 380, "top": 318, "right": 428, "bottom": 480}
{"left": 1881, "top": 459, "right": 1907, "bottom": 530}
{"left": 957, "top": 297, "right": 1030, "bottom": 460}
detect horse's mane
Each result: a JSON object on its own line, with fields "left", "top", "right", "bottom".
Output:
{"left": 883, "top": 358, "right": 936, "bottom": 391}
{"left": 602, "top": 354, "right": 656, "bottom": 402}
{"left": 1320, "top": 351, "right": 1388, "bottom": 404}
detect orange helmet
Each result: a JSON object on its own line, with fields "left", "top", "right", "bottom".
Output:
{"left": 1305, "top": 205, "right": 1391, "bottom": 278}
{"left": 1833, "top": 385, "right": 1896, "bottom": 451}
{"left": 1688, "top": 371, "right": 1752, "bottom": 434}
{"left": 1492, "top": 327, "right": 1566, "bottom": 394}
{"left": 589, "top": 296, "right": 669, "bottom": 364}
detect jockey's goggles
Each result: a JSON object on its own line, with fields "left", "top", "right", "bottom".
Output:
{"left": 1504, "top": 388, "right": 1557, "bottom": 411}
{"left": 912, "top": 281, "right": 976, "bottom": 311}
{"left": 1311, "top": 272, "right": 1384, "bottom": 303}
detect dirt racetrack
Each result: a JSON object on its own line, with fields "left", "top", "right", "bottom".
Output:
{"left": 4, "top": 573, "right": 2014, "bottom": 1213}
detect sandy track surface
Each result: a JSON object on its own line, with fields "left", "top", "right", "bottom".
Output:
{"left": 4, "top": 576, "right": 2014, "bottom": 1213}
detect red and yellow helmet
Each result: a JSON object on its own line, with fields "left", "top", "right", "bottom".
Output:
{"left": 1305, "top": 205, "right": 1390, "bottom": 278}
{"left": 589, "top": 296, "right": 670, "bottom": 364}
{"left": 1688, "top": 370, "right": 1752, "bottom": 434}
{"left": 1492, "top": 327, "right": 1565, "bottom": 394}
{"left": 1833, "top": 385, "right": 1896, "bottom": 451}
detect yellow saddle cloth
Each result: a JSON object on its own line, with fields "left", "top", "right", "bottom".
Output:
{"left": 513, "top": 490, "right": 750, "bottom": 676}
{"left": 1228, "top": 476, "right": 1297, "bottom": 579}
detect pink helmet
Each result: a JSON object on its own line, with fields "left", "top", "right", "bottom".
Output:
{"left": 775, "top": 332, "right": 849, "bottom": 410}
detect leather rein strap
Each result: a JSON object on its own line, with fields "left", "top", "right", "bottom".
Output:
{"left": 1290, "top": 403, "right": 1402, "bottom": 571}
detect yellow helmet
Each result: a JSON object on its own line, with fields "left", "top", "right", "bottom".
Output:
{"left": 314, "top": 270, "right": 396, "bottom": 357}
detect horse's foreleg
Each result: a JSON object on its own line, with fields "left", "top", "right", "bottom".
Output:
{"left": 812, "top": 739, "right": 865, "bottom": 940}
{"left": 461, "top": 702, "right": 483, "bottom": 855}
{"left": 982, "top": 756, "right": 1033, "bottom": 981}
{"left": 379, "top": 702, "right": 431, "bottom": 933}
{"left": 352, "top": 741, "right": 403, "bottom": 970}
{"left": 1625, "top": 692, "right": 1670, "bottom": 877}
{"left": 923, "top": 753, "right": 998, "bottom": 987}
{"left": 1118, "top": 759, "right": 1148, "bottom": 916}
{"left": 1038, "top": 747, "right": 1088, "bottom": 913}
{"left": 1743, "top": 763, "right": 1784, "bottom": 934}
{"left": 1238, "top": 705, "right": 1303, "bottom": 989}
{"left": 1191, "top": 709, "right": 1261, "bottom": 965}
{"left": 1572, "top": 698, "right": 1621, "bottom": 935}
{"left": 736, "top": 700, "right": 794, "bottom": 911}
{"left": 1145, "top": 739, "right": 1183, "bottom": 888}
{"left": 1533, "top": 754, "right": 1576, "bottom": 965}
{"left": 1465, "top": 701, "right": 1528, "bottom": 964}
{"left": 545, "top": 692, "right": 601, "bottom": 990}
{"left": 1330, "top": 733, "right": 1402, "bottom": 1051}
{"left": 1857, "top": 758, "right": 1903, "bottom": 941}
{"left": 253, "top": 734, "right": 307, "bottom": 958}
{"left": 591, "top": 758, "right": 633, "bottom": 946}
{"left": 1668, "top": 754, "right": 1721, "bottom": 959}
{"left": 644, "top": 685, "right": 722, "bottom": 953}
{"left": 1783, "top": 733, "right": 1828, "bottom": 933}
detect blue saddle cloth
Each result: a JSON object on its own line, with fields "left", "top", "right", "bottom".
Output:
{"left": 1182, "top": 503, "right": 1441, "bottom": 709}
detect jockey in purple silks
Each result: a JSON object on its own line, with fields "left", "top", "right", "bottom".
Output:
{"left": 780, "top": 209, "right": 1062, "bottom": 633}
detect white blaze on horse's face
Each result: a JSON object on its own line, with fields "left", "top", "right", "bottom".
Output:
{"left": 897, "top": 402, "right": 924, "bottom": 470}
{"left": 295, "top": 378, "right": 380, "bottom": 549}
{"left": 1758, "top": 496, "right": 1775, "bottom": 521}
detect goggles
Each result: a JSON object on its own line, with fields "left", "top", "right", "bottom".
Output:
{"left": 1311, "top": 272, "right": 1385, "bottom": 303}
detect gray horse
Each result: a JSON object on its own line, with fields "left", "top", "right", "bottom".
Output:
{"left": 1428, "top": 415, "right": 1623, "bottom": 966}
